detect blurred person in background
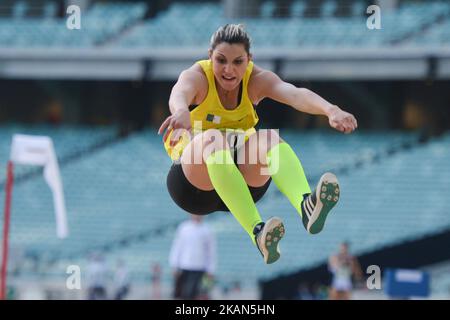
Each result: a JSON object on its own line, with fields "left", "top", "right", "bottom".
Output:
{"left": 86, "top": 253, "right": 109, "bottom": 300}
{"left": 150, "top": 263, "right": 162, "bottom": 299}
{"left": 169, "top": 214, "right": 216, "bottom": 299}
{"left": 113, "top": 259, "right": 130, "bottom": 300}
{"left": 328, "top": 242, "right": 363, "bottom": 300}
{"left": 159, "top": 24, "right": 357, "bottom": 265}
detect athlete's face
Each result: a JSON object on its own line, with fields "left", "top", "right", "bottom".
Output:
{"left": 209, "top": 42, "right": 251, "bottom": 91}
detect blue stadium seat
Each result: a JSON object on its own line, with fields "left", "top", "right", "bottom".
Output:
{"left": 291, "top": 0, "right": 306, "bottom": 18}
{"left": 321, "top": 0, "right": 337, "bottom": 17}
{"left": 261, "top": 1, "right": 276, "bottom": 18}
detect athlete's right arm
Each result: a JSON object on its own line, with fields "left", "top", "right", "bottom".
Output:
{"left": 168, "top": 69, "right": 202, "bottom": 115}
{"left": 158, "top": 67, "right": 203, "bottom": 143}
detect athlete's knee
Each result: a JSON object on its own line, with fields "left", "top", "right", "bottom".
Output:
{"left": 201, "top": 129, "right": 230, "bottom": 159}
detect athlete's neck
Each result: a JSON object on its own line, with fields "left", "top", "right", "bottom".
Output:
{"left": 215, "top": 79, "right": 243, "bottom": 109}
{"left": 216, "top": 83, "right": 239, "bottom": 97}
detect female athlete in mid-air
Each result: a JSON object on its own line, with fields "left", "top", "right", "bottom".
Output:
{"left": 159, "top": 24, "right": 357, "bottom": 264}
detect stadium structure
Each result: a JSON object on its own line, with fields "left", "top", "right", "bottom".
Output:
{"left": 0, "top": 0, "right": 449, "bottom": 300}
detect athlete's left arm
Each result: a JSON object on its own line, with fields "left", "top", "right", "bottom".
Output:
{"left": 253, "top": 69, "right": 358, "bottom": 134}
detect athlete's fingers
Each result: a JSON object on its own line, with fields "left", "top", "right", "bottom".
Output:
{"left": 171, "top": 128, "right": 192, "bottom": 147}
{"left": 158, "top": 116, "right": 172, "bottom": 135}
{"left": 347, "top": 120, "right": 356, "bottom": 133}
{"left": 353, "top": 117, "right": 358, "bottom": 129}
{"left": 335, "top": 124, "right": 345, "bottom": 133}
{"left": 342, "top": 117, "right": 356, "bottom": 133}
{"left": 162, "top": 122, "right": 174, "bottom": 142}
{"left": 344, "top": 119, "right": 354, "bottom": 133}
{"left": 351, "top": 120, "right": 357, "bottom": 131}
{"left": 169, "top": 128, "right": 183, "bottom": 147}
{"left": 345, "top": 114, "right": 357, "bottom": 129}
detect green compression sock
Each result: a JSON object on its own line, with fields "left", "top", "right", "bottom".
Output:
{"left": 205, "top": 149, "right": 262, "bottom": 243}
{"left": 266, "top": 142, "right": 311, "bottom": 217}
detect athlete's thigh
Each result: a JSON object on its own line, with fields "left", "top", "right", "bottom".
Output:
{"left": 180, "top": 129, "right": 228, "bottom": 191}
{"left": 237, "top": 129, "right": 284, "bottom": 187}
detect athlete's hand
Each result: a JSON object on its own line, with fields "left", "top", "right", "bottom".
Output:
{"left": 328, "top": 106, "right": 358, "bottom": 134}
{"left": 158, "top": 109, "right": 191, "bottom": 146}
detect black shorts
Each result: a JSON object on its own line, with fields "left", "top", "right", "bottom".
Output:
{"left": 166, "top": 149, "right": 271, "bottom": 216}
{"left": 173, "top": 270, "right": 205, "bottom": 299}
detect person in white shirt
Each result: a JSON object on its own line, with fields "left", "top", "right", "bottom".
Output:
{"left": 169, "top": 214, "right": 216, "bottom": 299}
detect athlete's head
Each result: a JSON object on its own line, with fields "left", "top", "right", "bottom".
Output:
{"left": 208, "top": 24, "right": 252, "bottom": 91}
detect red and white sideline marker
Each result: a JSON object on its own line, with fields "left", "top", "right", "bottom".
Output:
{"left": 1, "top": 134, "right": 68, "bottom": 300}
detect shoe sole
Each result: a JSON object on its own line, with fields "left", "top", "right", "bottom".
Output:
{"left": 307, "top": 173, "right": 340, "bottom": 234}
{"left": 259, "top": 217, "right": 285, "bottom": 264}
